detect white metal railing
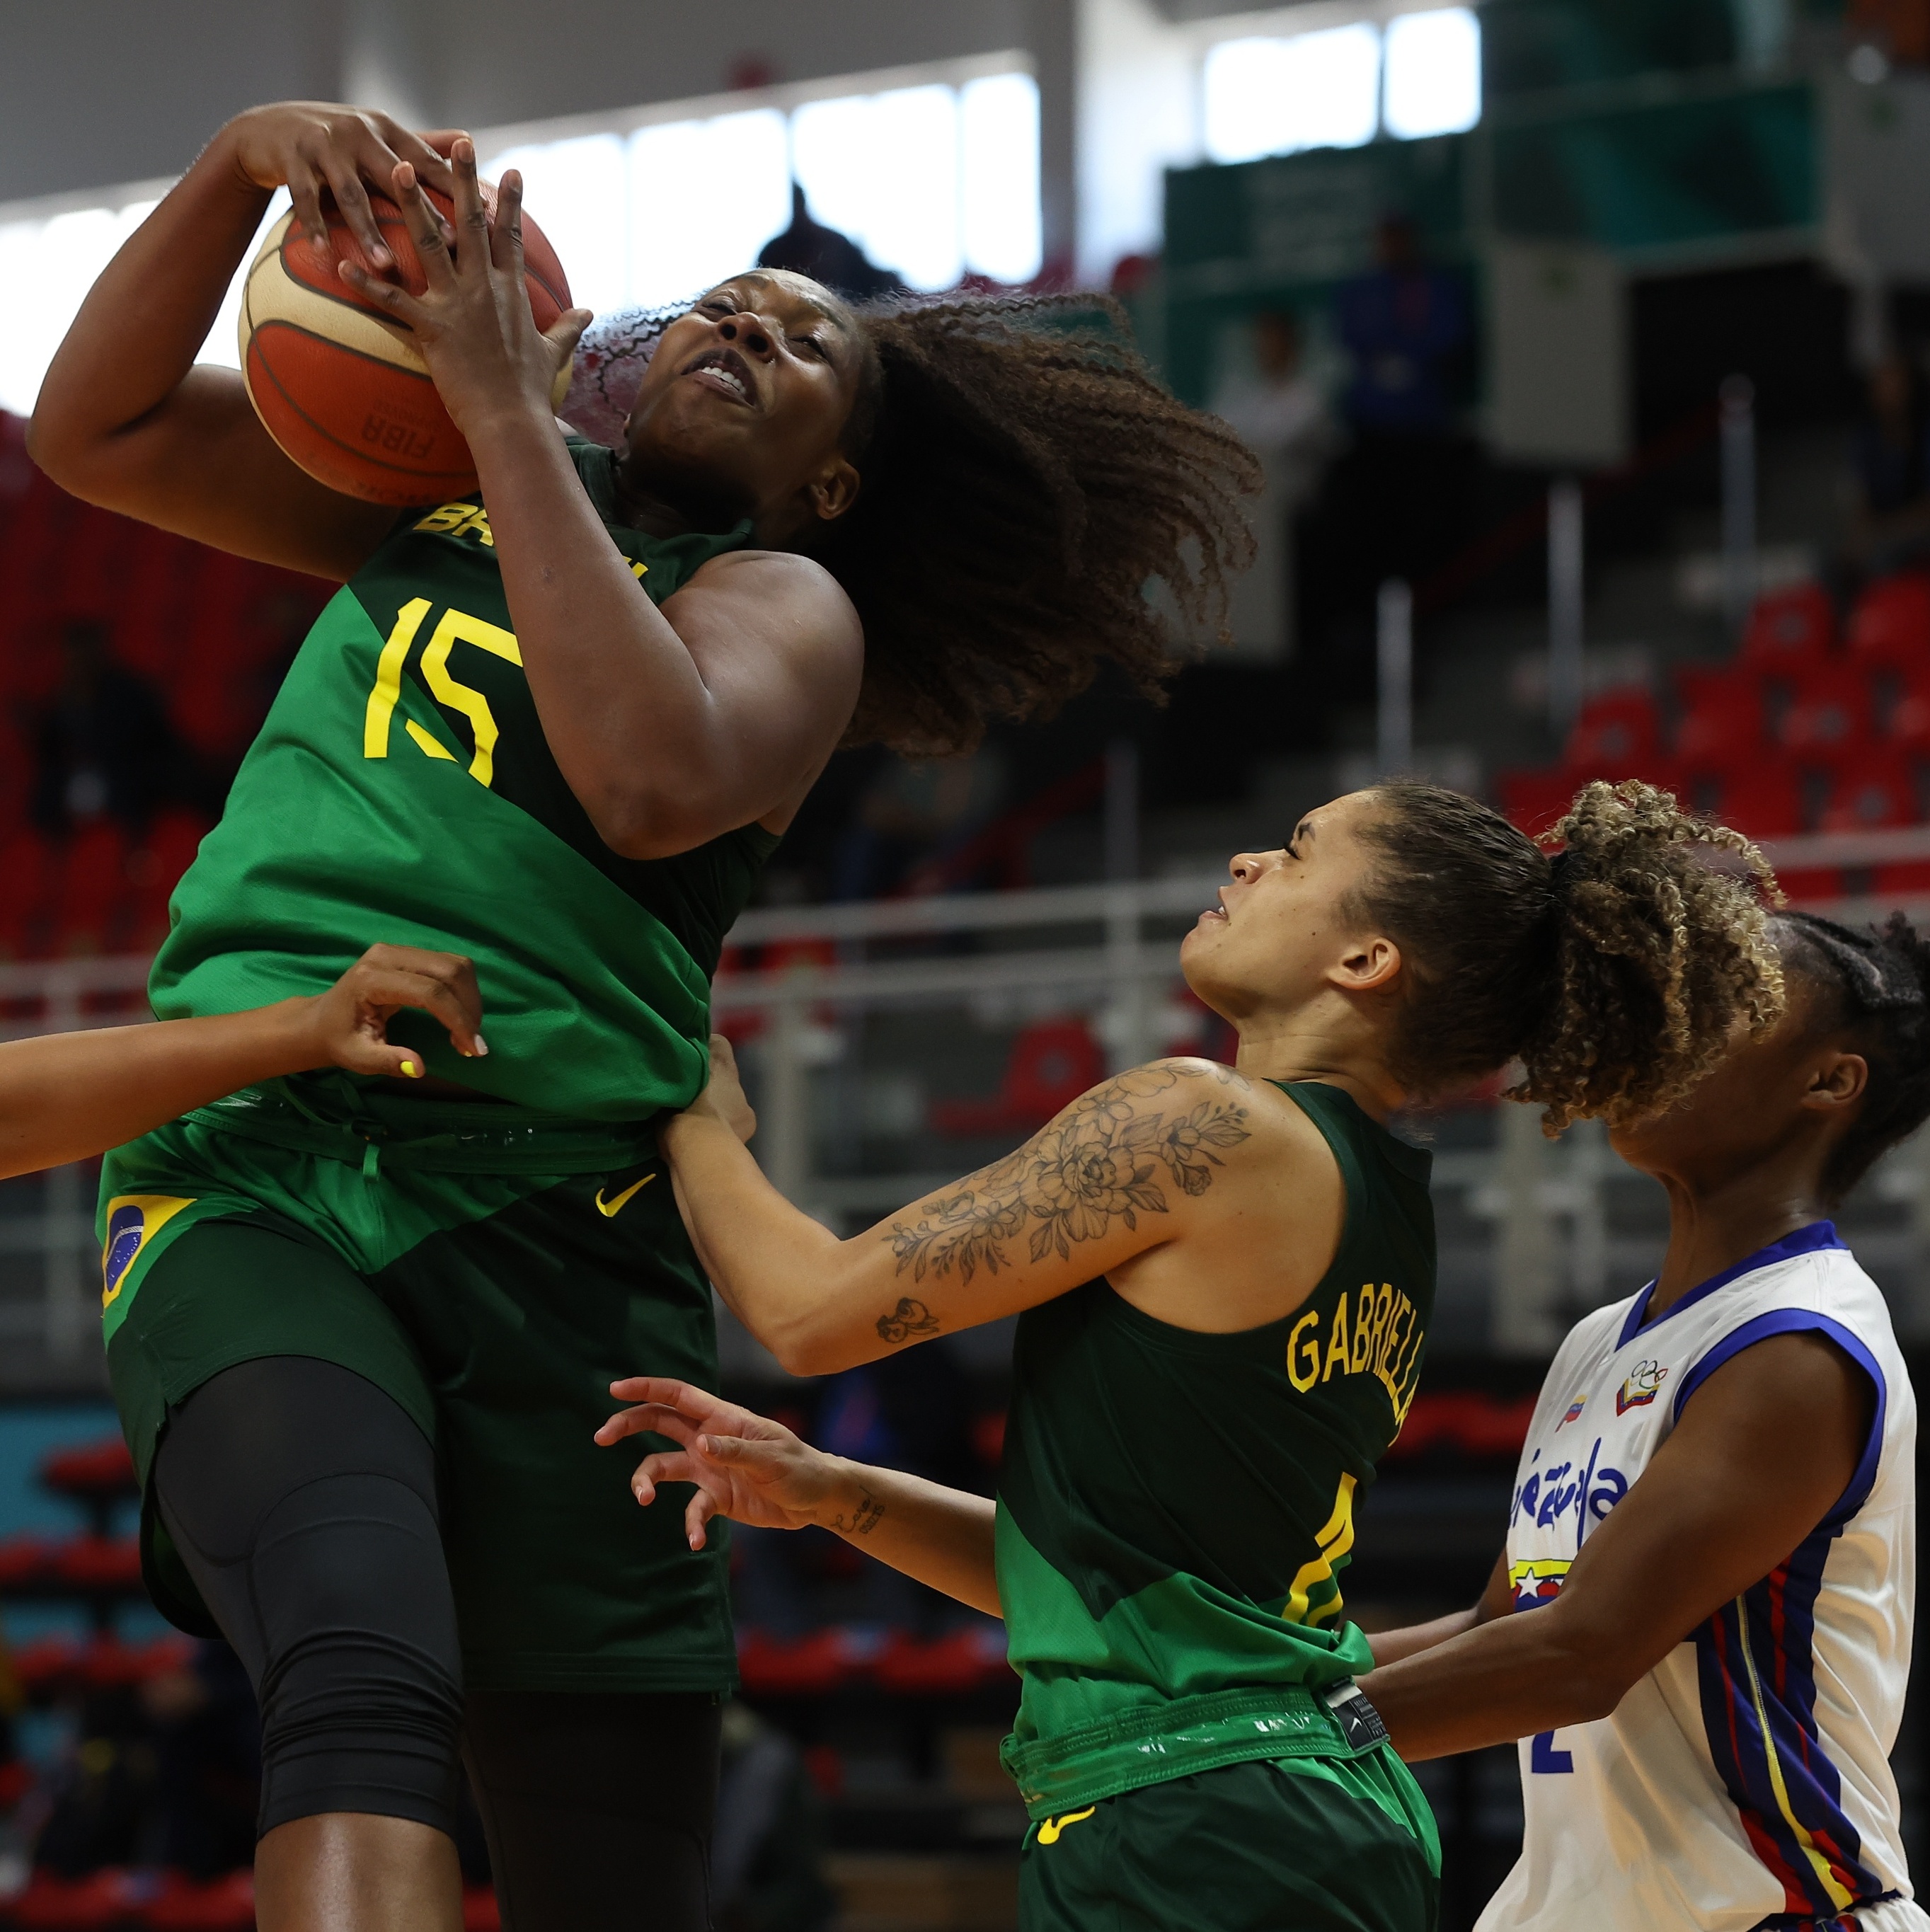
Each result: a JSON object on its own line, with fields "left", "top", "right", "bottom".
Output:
{"left": 6, "top": 839, "right": 1930, "bottom": 1378}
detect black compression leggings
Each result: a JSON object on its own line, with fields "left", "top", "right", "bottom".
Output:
{"left": 154, "top": 1357, "right": 720, "bottom": 1931}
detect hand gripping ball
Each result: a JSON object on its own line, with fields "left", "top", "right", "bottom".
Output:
{"left": 238, "top": 180, "right": 572, "bottom": 505}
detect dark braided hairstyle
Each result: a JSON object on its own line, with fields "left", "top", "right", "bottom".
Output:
{"left": 1350, "top": 778, "right": 1786, "bottom": 1130}
{"left": 1776, "top": 910, "right": 1930, "bottom": 1202}
{"left": 814, "top": 292, "right": 1263, "bottom": 754}
{"left": 563, "top": 287, "right": 1263, "bottom": 757}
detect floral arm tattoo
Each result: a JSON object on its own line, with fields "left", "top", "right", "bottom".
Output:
{"left": 879, "top": 1063, "right": 1254, "bottom": 1321}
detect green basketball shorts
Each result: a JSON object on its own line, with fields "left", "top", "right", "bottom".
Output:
{"left": 1019, "top": 1749, "right": 1440, "bottom": 1932}
{"left": 97, "top": 1076, "right": 734, "bottom": 1696}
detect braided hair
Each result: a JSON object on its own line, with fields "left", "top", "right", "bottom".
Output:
{"left": 1776, "top": 910, "right": 1930, "bottom": 1202}
{"left": 564, "top": 289, "right": 1263, "bottom": 756}
{"left": 1352, "top": 779, "right": 1786, "bottom": 1130}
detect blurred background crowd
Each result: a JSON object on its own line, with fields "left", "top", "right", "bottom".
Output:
{"left": 6, "top": 0, "right": 1930, "bottom": 1925}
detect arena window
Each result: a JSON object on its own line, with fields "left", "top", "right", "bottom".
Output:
{"left": 1382, "top": 8, "right": 1484, "bottom": 141}
{"left": 0, "top": 56, "right": 1040, "bottom": 418}
{"left": 1200, "top": 8, "right": 1481, "bottom": 167}
{"left": 481, "top": 59, "right": 1042, "bottom": 309}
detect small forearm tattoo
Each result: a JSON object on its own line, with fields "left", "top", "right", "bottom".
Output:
{"left": 830, "top": 1490, "right": 886, "bottom": 1537}
{"left": 877, "top": 1296, "right": 941, "bottom": 1344}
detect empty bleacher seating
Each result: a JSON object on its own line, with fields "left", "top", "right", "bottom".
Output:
{"left": 0, "top": 410, "right": 325, "bottom": 963}
{"left": 1498, "top": 571, "right": 1930, "bottom": 902}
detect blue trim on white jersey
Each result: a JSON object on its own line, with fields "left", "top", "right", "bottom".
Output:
{"left": 1672, "top": 1309, "right": 1888, "bottom": 1525}
{"left": 1617, "top": 1221, "right": 1846, "bottom": 1349}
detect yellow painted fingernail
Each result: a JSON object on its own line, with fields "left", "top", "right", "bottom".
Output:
{"left": 401, "top": 1059, "right": 421, "bottom": 1078}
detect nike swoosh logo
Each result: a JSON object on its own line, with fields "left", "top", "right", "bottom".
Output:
{"left": 594, "top": 1173, "right": 657, "bottom": 1218}
{"left": 1037, "top": 1806, "right": 1096, "bottom": 1844}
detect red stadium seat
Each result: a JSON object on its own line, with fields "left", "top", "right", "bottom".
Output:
{"left": 929, "top": 1016, "right": 1105, "bottom": 1136}
{"left": 144, "top": 1871, "right": 258, "bottom": 1931}
{"left": 125, "top": 808, "right": 213, "bottom": 953}
{"left": 1883, "top": 670, "right": 1930, "bottom": 757}
{"left": 8, "top": 1868, "right": 148, "bottom": 1928}
{"left": 1695, "top": 761, "right": 1807, "bottom": 840}
{"left": 1848, "top": 573, "right": 1930, "bottom": 674}
{"left": 1561, "top": 690, "right": 1662, "bottom": 778}
{"left": 40, "top": 1437, "right": 137, "bottom": 1505}
{"left": 1496, "top": 767, "right": 1575, "bottom": 836}
{"left": 873, "top": 1626, "right": 1012, "bottom": 1696}
{"left": 1776, "top": 665, "right": 1875, "bottom": 765}
{"left": 735, "top": 1627, "right": 873, "bottom": 1697}
{"left": 50, "top": 821, "right": 129, "bottom": 956}
{"left": 1674, "top": 666, "right": 1766, "bottom": 771}
{"left": 1738, "top": 580, "right": 1834, "bottom": 673}
{"left": 462, "top": 1889, "right": 503, "bottom": 1932}
{"left": 1820, "top": 752, "right": 1919, "bottom": 833}
{"left": 0, "top": 827, "right": 56, "bottom": 959}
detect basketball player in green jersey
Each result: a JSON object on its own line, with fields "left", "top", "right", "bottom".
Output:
{"left": 29, "top": 100, "right": 1257, "bottom": 1932}
{"left": 599, "top": 781, "right": 1787, "bottom": 1932}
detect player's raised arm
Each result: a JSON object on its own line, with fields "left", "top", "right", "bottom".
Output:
{"left": 658, "top": 1035, "right": 1295, "bottom": 1377}
{"left": 594, "top": 1379, "right": 1001, "bottom": 1618}
{"left": 0, "top": 944, "right": 485, "bottom": 1179}
{"left": 344, "top": 146, "right": 861, "bottom": 858}
{"left": 27, "top": 103, "right": 447, "bottom": 577}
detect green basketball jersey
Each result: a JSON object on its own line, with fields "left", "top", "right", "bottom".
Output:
{"left": 151, "top": 439, "right": 771, "bottom": 1120}
{"left": 995, "top": 1080, "right": 1435, "bottom": 1815}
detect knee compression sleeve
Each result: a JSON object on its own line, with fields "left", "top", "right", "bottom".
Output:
{"left": 154, "top": 1356, "right": 464, "bottom": 1838}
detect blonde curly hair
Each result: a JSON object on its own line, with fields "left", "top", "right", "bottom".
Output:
{"left": 1355, "top": 779, "right": 1786, "bottom": 1132}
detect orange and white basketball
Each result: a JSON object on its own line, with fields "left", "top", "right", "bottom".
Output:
{"left": 238, "top": 182, "right": 572, "bottom": 506}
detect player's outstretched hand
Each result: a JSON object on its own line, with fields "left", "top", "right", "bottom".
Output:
{"left": 596, "top": 1378, "right": 841, "bottom": 1550}
{"left": 303, "top": 943, "right": 488, "bottom": 1079}
{"left": 675, "top": 1033, "right": 757, "bottom": 1144}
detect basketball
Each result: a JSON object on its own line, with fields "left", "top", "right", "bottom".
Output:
{"left": 238, "top": 180, "right": 573, "bottom": 505}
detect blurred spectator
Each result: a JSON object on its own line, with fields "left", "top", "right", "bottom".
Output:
{"left": 830, "top": 748, "right": 1007, "bottom": 900}
{"left": 142, "top": 1644, "right": 260, "bottom": 1878}
{"left": 713, "top": 1703, "right": 835, "bottom": 1932}
{"left": 1212, "top": 310, "right": 1335, "bottom": 662}
{"left": 31, "top": 1643, "right": 260, "bottom": 1878}
{"left": 732, "top": 1344, "right": 987, "bottom": 1637}
{"left": 1295, "top": 214, "right": 1476, "bottom": 723}
{"left": 1336, "top": 214, "right": 1470, "bottom": 440}
{"left": 759, "top": 185, "right": 897, "bottom": 300}
{"left": 27, "top": 621, "right": 193, "bottom": 837}
{"left": 1847, "top": 347, "right": 1930, "bottom": 577}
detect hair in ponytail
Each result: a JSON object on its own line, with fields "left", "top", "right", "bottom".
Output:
{"left": 1776, "top": 909, "right": 1930, "bottom": 1201}
{"left": 1352, "top": 779, "right": 1786, "bottom": 1131}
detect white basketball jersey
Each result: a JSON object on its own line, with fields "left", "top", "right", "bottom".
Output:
{"left": 1477, "top": 1223, "right": 1924, "bottom": 1932}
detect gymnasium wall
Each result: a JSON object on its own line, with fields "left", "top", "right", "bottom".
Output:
{"left": 0, "top": 0, "right": 1042, "bottom": 205}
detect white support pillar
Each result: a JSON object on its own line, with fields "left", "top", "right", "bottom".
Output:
{"left": 1377, "top": 579, "right": 1413, "bottom": 776}
{"left": 1547, "top": 479, "right": 1585, "bottom": 740}
{"left": 764, "top": 974, "right": 812, "bottom": 1207}
{"left": 1491, "top": 1100, "right": 1561, "bottom": 1355}
{"left": 41, "top": 969, "right": 87, "bottom": 1362}
{"left": 1720, "top": 374, "right": 1759, "bottom": 636}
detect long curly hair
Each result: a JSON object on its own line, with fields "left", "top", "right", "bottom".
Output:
{"left": 815, "top": 292, "right": 1262, "bottom": 753}
{"left": 1354, "top": 779, "right": 1786, "bottom": 1131}
{"left": 1776, "top": 909, "right": 1930, "bottom": 1202}
{"left": 564, "top": 289, "right": 1262, "bottom": 757}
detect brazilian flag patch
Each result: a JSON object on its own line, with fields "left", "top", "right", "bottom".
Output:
{"left": 101, "top": 1195, "right": 197, "bottom": 1309}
